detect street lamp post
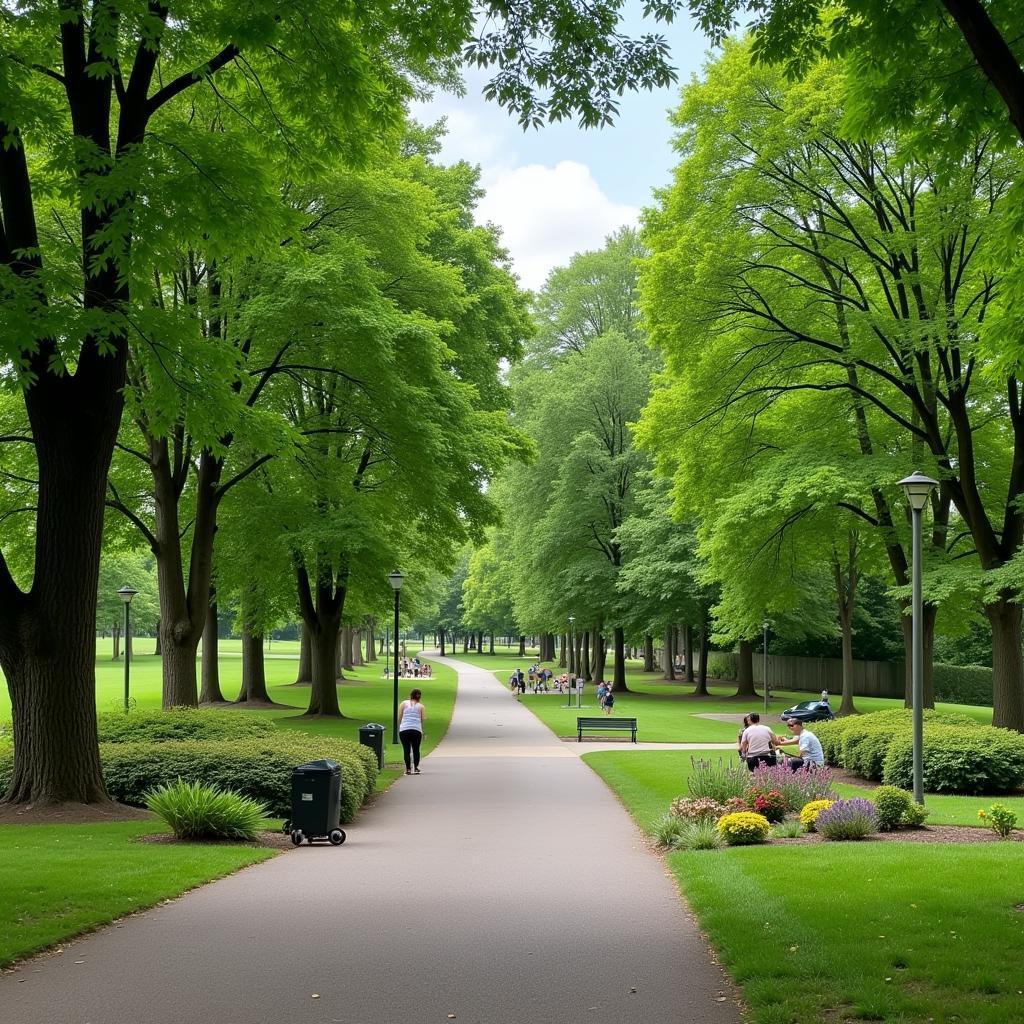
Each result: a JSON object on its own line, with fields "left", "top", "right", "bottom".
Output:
{"left": 899, "top": 471, "right": 938, "bottom": 805}
{"left": 762, "top": 621, "right": 770, "bottom": 717}
{"left": 566, "top": 615, "right": 576, "bottom": 707}
{"left": 117, "top": 586, "right": 138, "bottom": 713}
{"left": 388, "top": 570, "right": 405, "bottom": 744}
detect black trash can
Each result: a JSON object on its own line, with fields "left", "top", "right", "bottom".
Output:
{"left": 359, "top": 723, "right": 386, "bottom": 770}
{"left": 287, "top": 759, "right": 346, "bottom": 847}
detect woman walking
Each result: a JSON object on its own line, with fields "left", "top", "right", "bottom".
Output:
{"left": 398, "top": 687, "right": 426, "bottom": 775}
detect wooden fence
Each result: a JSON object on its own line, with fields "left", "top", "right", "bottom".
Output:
{"left": 708, "top": 651, "right": 904, "bottom": 699}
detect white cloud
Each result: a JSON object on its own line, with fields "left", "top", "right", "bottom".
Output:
{"left": 475, "top": 161, "right": 639, "bottom": 290}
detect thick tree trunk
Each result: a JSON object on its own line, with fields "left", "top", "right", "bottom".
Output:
{"left": 518, "top": 635, "right": 526, "bottom": 657}
{"left": 308, "top": 624, "right": 343, "bottom": 715}
{"left": 153, "top": 619, "right": 161, "bottom": 656}
{"left": 293, "top": 625, "right": 312, "bottom": 684}
{"left": 663, "top": 627, "right": 676, "bottom": 680}
{"left": 463, "top": 635, "right": 469, "bottom": 653}
{"left": 988, "top": 598, "right": 1024, "bottom": 731}
{"left": 839, "top": 613, "right": 858, "bottom": 717}
{"left": 296, "top": 560, "right": 347, "bottom": 717}
{"left": 112, "top": 625, "right": 121, "bottom": 660}
{"left": 236, "top": 626, "right": 272, "bottom": 703}
{"left": 477, "top": 630, "right": 485, "bottom": 655}
{"left": 439, "top": 627, "right": 446, "bottom": 657}
{"left": 901, "top": 602, "right": 937, "bottom": 709}
{"left": 340, "top": 625, "right": 354, "bottom": 671}
{"left": 643, "top": 633, "right": 654, "bottom": 673}
{"left": 559, "top": 633, "right": 567, "bottom": 667}
{"left": 200, "top": 596, "right": 225, "bottom": 704}
{"left": 365, "top": 619, "right": 376, "bottom": 662}
{"left": 352, "top": 629, "right": 364, "bottom": 667}
{"left": 684, "top": 626, "right": 695, "bottom": 683}
{"left": 612, "top": 626, "right": 628, "bottom": 691}
{"left": 734, "top": 639, "right": 756, "bottom": 698}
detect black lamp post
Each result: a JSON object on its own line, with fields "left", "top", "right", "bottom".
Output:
{"left": 388, "top": 570, "right": 404, "bottom": 743}
{"left": 762, "top": 620, "right": 770, "bottom": 717}
{"left": 118, "top": 585, "right": 138, "bottom": 713}
{"left": 899, "top": 470, "right": 938, "bottom": 804}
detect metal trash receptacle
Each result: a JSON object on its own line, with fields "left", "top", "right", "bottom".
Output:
{"left": 359, "top": 723, "right": 386, "bottom": 770}
{"left": 287, "top": 759, "right": 345, "bottom": 846}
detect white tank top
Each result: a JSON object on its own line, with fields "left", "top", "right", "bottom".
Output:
{"left": 399, "top": 701, "right": 423, "bottom": 732}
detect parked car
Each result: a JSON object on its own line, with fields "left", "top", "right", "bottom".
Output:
{"left": 781, "top": 700, "right": 835, "bottom": 723}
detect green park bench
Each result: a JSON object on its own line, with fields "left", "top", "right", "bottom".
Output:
{"left": 576, "top": 716, "right": 637, "bottom": 743}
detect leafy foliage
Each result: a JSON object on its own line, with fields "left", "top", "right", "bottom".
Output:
{"left": 96, "top": 710, "right": 276, "bottom": 744}
{"left": 146, "top": 780, "right": 267, "bottom": 841}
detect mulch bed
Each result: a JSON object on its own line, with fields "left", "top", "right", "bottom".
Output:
{"left": 770, "top": 824, "right": 1023, "bottom": 845}
{"left": 0, "top": 801, "right": 152, "bottom": 825}
{"left": 138, "top": 830, "right": 295, "bottom": 850}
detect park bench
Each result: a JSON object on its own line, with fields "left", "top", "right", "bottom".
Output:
{"left": 577, "top": 716, "right": 637, "bottom": 743}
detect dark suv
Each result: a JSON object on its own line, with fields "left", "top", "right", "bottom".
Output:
{"left": 781, "top": 700, "right": 835, "bottom": 723}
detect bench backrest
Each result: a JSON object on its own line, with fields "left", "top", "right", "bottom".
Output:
{"left": 577, "top": 717, "right": 637, "bottom": 728}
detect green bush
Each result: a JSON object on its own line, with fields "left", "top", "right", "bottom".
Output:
{"left": 933, "top": 663, "right": 993, "bottom": 707}
{"left": 97, "top": 708, "right": 277, "bottom": 744}
{"left": 881, "top": 725, "right": 1024, "bottom": 794}
{"left": 873, "top": 786, "right": 913, "bottom": 831}
{"left": 903, "top": 801, "right": 929, "bottom": 827}
{"left": 146, "top": 780, "right": 267, "bottom": 840}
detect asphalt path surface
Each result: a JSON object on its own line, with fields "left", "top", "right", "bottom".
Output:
{"left": 2, "top": 654, "right": 741, "bottom": 1024}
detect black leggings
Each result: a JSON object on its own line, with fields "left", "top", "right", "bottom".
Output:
{"left": 399, "top": 729, "right": 422, "bottom": 771}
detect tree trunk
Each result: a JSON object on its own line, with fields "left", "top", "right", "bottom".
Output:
{"left": 582, "top": 631, "right": 591, "bottom": 681}
{"left": 153, "top": 619, "right": 161, "bottom": 656}
{"left": 593, "top": 633, "right": 607, "bottom": 682}
{"left": 612, "top": 626, "right": 628, "bottom": 691}
{"left": 112, "top": 624, "right": 121, "bottom": 660}
{"left": 684, "top": 625, "right": 695, "bottom": 683}
{"left": 294, "top": 625, "right": 312, "bottom": 684}
{"left": 463, "top": 634, "right": 469, "bottom": 653}
{"left": 477, "top": 629, "right": 485, "bottom": 655}
{"left": 559, "top": 633, "right": 567, "bottom": 667}
{"left": 839, "top": 612, "right": 858, "bottom": 717}
{"left": 698, "top": 626, "right": 710, "bottom": 693}
{"left": 988, "top": 597, "right": 1024, "bottom": 731}
{"left": 901, "top": 602, "right": 937, "bottom": 709}
{"left": 236, "top": 626, "right": 272, "bottom": 703}
{"left": 352, "top": 628, "right": 364, "bottom": 667}
{"left": 643, "top": 633, "right": 654, "bottom": 673}
{"left": 365, "top": 619, "right": 376, "bottom": 661}
{"left": 734, "top": 639, "right": 756, "bottom": 698}
{"left": 490, "top": 633, "right": 496, "bottom": 655}
{"left": 340, "top": 625, "right": 354, "bottom": 671}
{"left": 439, "top": 627, "right": 447, "bottom": 657}
{"left": 663, "top": 627, "right": 676, "bottom": 680}
{"left": 518, "top": 635, "right": 526, "bottom": 657}
{"left": 200, "top": 596, "right": 225, "bottom": 704}
{"left": 671, "top": 626, "right": 678, "bottom": 672}
{"left": 296, "top": 561, "right": 347, "bottom": 717}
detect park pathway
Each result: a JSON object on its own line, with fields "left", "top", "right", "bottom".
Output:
{"left": 1, "top": 655, "right": 741, "bottom": 1024}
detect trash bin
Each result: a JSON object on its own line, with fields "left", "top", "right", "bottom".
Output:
{"left": 359, "top": 723, "right": 386, "bottom": 770}
{"left": 286, "top": 759, "right": 346, "bottom": 847}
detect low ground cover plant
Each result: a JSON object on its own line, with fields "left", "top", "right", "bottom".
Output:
{"left": 800, "top": 799, "right": 834, "bottom": 832}
{"left": 146, "top": 780, "right": 267, "bottom": 840}
{"left": 688, "top": 756, "right": 748, "bottom": 802}
{"left": 716, "top": 811, "right": 771, "bottom": 846}
{"left": 816, "top": 798, "right": 878, "bottom": 840}
{"left": 978, "top": 803, "right": 1018, "bottom": 838}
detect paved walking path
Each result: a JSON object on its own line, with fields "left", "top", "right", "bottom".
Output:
{"left": 2, "top": 654, "right": 741, "bottom": 1024}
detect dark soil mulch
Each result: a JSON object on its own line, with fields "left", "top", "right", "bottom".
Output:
{"left": 0, "top": 801, "right": 152, "bottom": 825}
{"left": 138, "top": 829, "right": 294, "bottom": 850}
{"left": 771, "top": 824, "right": 1024, "bottom": 845}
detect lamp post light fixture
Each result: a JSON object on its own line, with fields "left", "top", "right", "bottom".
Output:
{"left": 899, "top": 471, "right": 938, "bottom": 805}
{"left": 117, "top": 585, "right": 138, "bottom": 713}
{"left": 387, "top": 570, "right": 405, "bottom": 744}
{"left": 762, "top": 620, "right": 770, "bottom": 717}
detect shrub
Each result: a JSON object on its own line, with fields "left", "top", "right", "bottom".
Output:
{"left": 688, "top": 756, "right": 749, "bottom": 803}
{"left": 97, "top": 709, "right": 276, "bottom": 744}
{"left": 674, "top": 819, "right": 724, "bottom": 851}
{"left": 800, "top": 799, "right": 834, "bottom": 832}
{"left": 751, "top": 790, "right": 788, "bottom": 823}
{"left": 770, "top": 819, "right": 804, "bottom": 838}
{"left": 933, "top": 663, "right": 993, "bottom": 707}
{"left": 978, "top": 803, "right": 1018, "bottom": 838}
{"left": 873, "top": 786, "right": 913, "bottom": 831}
{"left": 746, "top": 762, "right": 836, "bottom": 810}
{"left": 716, "top": 811, "right": 771, "bottom": 846}
{"left": 146, "top": 780, "right": 267, "bottom": 840}
{"left": 652, "top": 814, "right": 687, "bottom": 847}
{"left": 903, "top": 801, "right": 929, "bottom": 827}
{"left": 100, "top": 736, "right": 378, "bottom": 822}
{"left": 669, "top": 796, "right": 728, "bottom": 822}
{"left": 817, "top": 798, "right": 878, "bottom": 840}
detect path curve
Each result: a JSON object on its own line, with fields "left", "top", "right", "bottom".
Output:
{"left": 1, "top": 653, "right": 740, "bottom": 1024}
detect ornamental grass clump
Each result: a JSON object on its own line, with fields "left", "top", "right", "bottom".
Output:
{"left": 669, "top": 796, "right": 728, "bottom": 822}
{"left": 146, "top": 779, "right": 267, "bottom": 841}
{"left": 688, "top": 756, "right": 748, "bottom": 803}
{"left": 674, "top": 819, "right": 723, "bottom": 851}
{"left": 652, "top": 814, "right": 687, "bottom": 848}
{"left": 716, "top": 811, "right": 771, "bottom": 846}
{"left": 800, "top": 799, "right": 835, "bottom": 832}
{"left": 816, "top": 798, "right": 878, "bottom": 841}
{"left": 978, "top": 803, "right": 1018, "bottom": 838}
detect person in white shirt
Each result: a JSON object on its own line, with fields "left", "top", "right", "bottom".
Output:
{"left": 397, "top": 688, "right": 426, "bottom": 775}
{"left": 739, "top": 712, "right": 777, "bottom": 772}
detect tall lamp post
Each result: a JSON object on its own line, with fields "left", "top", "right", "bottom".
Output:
{"left": 762, "top": 620, "right": 770, "bottom": 717}
{"left": 899, "top": 471, "right": 937, "bottom": 805}
{"left": 117, "top": 585, "right": 138, "bottom": 713}
{"left": 388, "top": 570, "right": 404, "bottom": 744}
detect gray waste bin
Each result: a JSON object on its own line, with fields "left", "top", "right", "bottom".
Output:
{"left": 359, "top": 723, "right": 386, "bottom": 770}
{"left": 287, "top": 759, "right": 345, "bottom": 846}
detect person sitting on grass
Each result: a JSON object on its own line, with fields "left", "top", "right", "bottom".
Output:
{"left": 774, "top": 718, "right": 824, "bottom": 770}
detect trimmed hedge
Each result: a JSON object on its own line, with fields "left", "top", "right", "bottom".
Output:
{"left": 816, "top": 710, "right": 1024, "bottom": 795}
{"left": 0, "top": 735, "right": 378, "bottom": 823}
{"left": 96, "top": 709, "right": 277, "bottom": 744}
{"left": 933, "top": 663, "right": 994, "bottom": 707}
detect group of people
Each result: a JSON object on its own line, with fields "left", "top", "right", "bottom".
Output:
{"left": 738, "top": 712, "right": 824, "bottom": 772}
{"left": 506, "top": 668, "right": 617, "bottom": 714}
{"left": 393, "top": 657, "right": 432, "bottom": 679}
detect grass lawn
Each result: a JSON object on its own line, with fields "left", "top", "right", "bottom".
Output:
{"left": 0, "top": 820, "right": 274, "bottom": 967}
{"left": 585, "top": 748, "right": 1024, "bottom": 1024}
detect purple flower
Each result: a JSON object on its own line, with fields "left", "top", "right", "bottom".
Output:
{"left": 816, "top": 798, "right": 878, "bottom": 840}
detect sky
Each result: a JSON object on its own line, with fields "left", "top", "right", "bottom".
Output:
{"left": 414, "top": 11, "right": 713, "bottom": 291}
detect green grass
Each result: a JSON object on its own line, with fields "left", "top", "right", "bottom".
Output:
{"left": 585, "top": 748, "right": 1024, "bottom": 1023}
{"left": 0, "top": 820, "right": 274, "bottom": 967}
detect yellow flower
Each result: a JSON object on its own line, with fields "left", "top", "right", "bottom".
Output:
{"left": 978, "top": 810, "right": 986, "bottom": 819}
